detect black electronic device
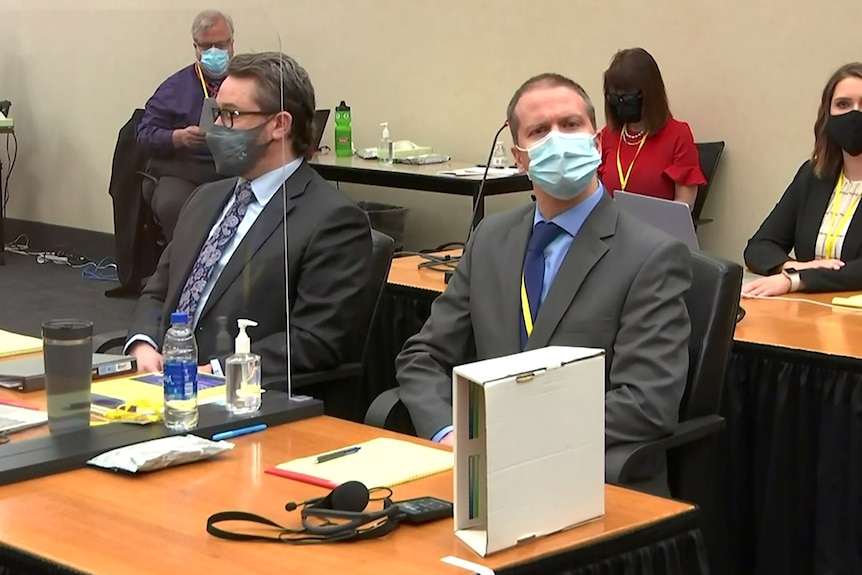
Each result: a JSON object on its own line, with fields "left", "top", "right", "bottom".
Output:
{"left": 395, "top": 496, "right": 453, "bottom": 525}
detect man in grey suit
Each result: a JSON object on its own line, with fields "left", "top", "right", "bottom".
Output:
{"left": 125, "top": 52, "right": 372, "bottom": 382}
{"left": 396, "top": 73, "right": 691, "bottom": 492}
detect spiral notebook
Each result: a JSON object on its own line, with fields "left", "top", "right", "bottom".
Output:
{"left": 265, "top": 437, "right": 454, "bottom": 489}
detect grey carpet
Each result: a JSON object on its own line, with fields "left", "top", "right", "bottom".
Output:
{"left": 0, "top": 253, "right": 134, "bottom": 338}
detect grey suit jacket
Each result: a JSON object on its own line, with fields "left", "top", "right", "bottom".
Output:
{"left": 396, "top": 193, "right": 691, "bottom": 484}
{"left": 128, "top": 161, "right": 373, "bottom": 381}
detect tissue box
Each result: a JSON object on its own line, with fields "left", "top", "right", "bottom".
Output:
{"left": 452, "top": 346, "right": 606, "bottom": 557}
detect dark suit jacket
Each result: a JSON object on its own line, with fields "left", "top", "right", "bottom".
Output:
{"left": 744, "top": 160, "right": 862, "bottom": 292}
{"left": 396, "top": 193, "right": 691, "bottom": 490}
{"left": 108, "top": 108, "right": 161, "bottom": 292}
{"left": 127, "top": 161, "right": 373, "bottom": 380}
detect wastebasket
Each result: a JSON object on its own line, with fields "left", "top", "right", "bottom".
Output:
{"left": 357, "top": 201, "right": 409, "bottom": 251}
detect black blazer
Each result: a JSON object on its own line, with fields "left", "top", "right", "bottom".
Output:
{"left": 744, "top": 160, "right": 862, "bottom": 293}
{"left": 127, "top": 161, "right": 373, "bottom": 380}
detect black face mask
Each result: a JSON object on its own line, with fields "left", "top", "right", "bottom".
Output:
{"left": 826, "top": 110, "right": 862, "bottom": 157}
{"left": 608, "top": 92, "right": 643, "bottom": 124}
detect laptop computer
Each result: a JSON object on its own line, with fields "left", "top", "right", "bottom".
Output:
{"left": 0, "top": 353, "right": 137, "bottom": 393}
{"left": 0, "top": 404, "right": 48, "bottom": 434}
{"left": 614, "top": 190, "right": 700, "bottom": 251}
{"left": 311, "top": 109, "right": 330, "bottom": 152}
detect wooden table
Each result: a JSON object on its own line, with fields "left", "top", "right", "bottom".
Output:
{"left": 309, "top": 154, "right": 531, "bottom": 228}
{"left": 0, "top": 416, "right": 700, "bottom": 575}
{"left": 387, "top": 251, "right": 862, "bottom": 358}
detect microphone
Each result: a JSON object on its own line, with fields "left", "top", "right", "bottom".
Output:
{"left": 466, "top": 120, "right": 511, "bottom": 243}
{"left": 419, "top": 121, "right": 512, "bottom": 282}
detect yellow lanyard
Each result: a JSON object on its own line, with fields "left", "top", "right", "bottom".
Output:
{"left": 195, "top": 64, "right": 212, "bottom": 98}
{"left": 520, "top": 275, "right": 535, "bottom": 337}
{"left": 824, "top": 172, "right": 861, "bottom": 259}
{"left": 616, "top": 127, "right": 647, "bottom": 190}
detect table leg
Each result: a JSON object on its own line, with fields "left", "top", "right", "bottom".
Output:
{"left": 471, "top": 193, "right": 485, "bottom": 230}
{"left": 0, "top": 156, "right": 5, "bottom": 266}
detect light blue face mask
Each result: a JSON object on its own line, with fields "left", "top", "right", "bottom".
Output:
{"left": 520, "top": 131, "right": 601, "bottom": 200}
{"left": 200, "top": 48, "right": 230, "bottom": 77}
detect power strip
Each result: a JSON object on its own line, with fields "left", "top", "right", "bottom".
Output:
{"left": 35, "top": 252, "right": 87, "bottom": 266}
{"left": 37, "top": 253, "right": 68, "bottom": 264}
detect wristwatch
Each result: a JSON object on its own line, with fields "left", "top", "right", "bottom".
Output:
{"left": 783, "top": 267, "right": 801, "bottom": 292}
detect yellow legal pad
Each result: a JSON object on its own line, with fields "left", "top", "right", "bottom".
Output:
{"left": 0, "top": 330, "right": 42, "bottom": 358}
{"left": 832, "top": 294, "right": 862, "bottom": 309}
{"left": 266, "top": 437, "right": 454, "bottom": 489}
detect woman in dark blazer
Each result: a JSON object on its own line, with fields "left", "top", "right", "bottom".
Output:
{"left": 743, "top": 62, "right": 862, "bottom": 296}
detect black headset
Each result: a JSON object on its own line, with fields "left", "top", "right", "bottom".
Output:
{"left": 206, "top": 481, "right": 403, "bottom": 544}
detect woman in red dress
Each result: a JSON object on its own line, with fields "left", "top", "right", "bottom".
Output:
{"left": 597, "top": 48, "right": 706, "bottom": 209}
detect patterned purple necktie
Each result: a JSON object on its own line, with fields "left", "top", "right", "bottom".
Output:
{"left": 177, "top": 180, "right": 254, "bottom": 319}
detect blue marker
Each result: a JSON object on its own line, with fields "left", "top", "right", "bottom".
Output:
{"left": 212, "top": 423, "right": 267, "bottom": 442}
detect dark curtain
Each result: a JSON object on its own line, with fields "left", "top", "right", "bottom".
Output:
{"left": 500, "top": 511, "right": 708, "bottom": 575}
{"left": 723, "top": 344, "right": 862, "bottom": 575}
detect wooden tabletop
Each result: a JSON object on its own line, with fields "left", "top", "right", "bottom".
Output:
{"left": 734, "top": 291, "right": 862, "bottom": 359}
{"left": 387, "top": 252, "right": 862, "bottom": 360}
{"left": 0, "top": 416, "right": 694, "bottom": 575}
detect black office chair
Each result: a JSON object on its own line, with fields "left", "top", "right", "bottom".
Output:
{"left": 287, "top": 229, "right": 396, "bottom": 421}
{"left": 692, "top": 141, "right": 725, "bottom": 228}
{"left": 95, "top": 229, "right": 396, "bottom": 422}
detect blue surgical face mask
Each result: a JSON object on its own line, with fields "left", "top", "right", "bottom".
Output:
{"left": 518, "top": 131, "right": 601, "bottom": 200}
{"left": 200, "top": 48, "right": 230, "bottom": 77}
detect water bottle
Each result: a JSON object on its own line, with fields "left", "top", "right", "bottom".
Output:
{"left": 334, "top": 100, "right": 352, "bottom": 157}
{"left": 491, "top": 141, "right": 508, "bottom": 168}
{"left": 162, "top": 311, "right": 199, "bottom": 431}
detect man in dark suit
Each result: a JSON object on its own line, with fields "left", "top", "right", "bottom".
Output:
{"left": 125, "top": 51, "right": 372, "bottom": 382}
{"left": 396, "top": 73, "right": 691, "bottom": 493}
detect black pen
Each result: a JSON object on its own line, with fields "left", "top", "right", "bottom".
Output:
{"left": 316, "top": 446, "right": 361, "bottom": 464}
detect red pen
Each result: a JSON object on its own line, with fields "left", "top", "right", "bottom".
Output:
{"left": 0, "top": 398, "right": 40, "bottom": 410}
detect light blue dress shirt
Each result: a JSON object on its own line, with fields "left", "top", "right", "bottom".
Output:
{"left": 125, "top": 158, "right": 302, "bottom": 355}
{"left": 431, "top": 184, "right": 606, "bottom": 443}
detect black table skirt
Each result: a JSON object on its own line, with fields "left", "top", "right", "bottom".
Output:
{"left": 723, "top": 343, "right": 862, "bottom": 575}
{"left": 369, "top": 283, "right": 862, "bottom": 575}
{"left": 500, "top": 508, "right": 708, "bottom": 575}
{"left": 0, "top": 511, "right": 708, "bottom": 575}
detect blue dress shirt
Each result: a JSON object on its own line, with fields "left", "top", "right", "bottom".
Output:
{"left": 431, "top": 184, "right": 606, "bottom": 443}
{"left": 124, "top": 158, "right": 302, "bottom": 355}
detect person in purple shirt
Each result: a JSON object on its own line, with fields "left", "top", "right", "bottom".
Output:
{"left": 137, "top": 9, "right": 235, "bottom": 242}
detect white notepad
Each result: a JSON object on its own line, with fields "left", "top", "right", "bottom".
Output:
{"left": 266, "top": 437, "right": 454, "bottom": 489}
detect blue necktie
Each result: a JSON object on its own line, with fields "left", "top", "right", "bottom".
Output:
{"left": 520, "top": 221, "right": 564, "bottom": 350}
{"left": 177, "top": 180, "right": 254, "bottom": 320}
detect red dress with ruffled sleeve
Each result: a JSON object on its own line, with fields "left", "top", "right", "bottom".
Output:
{"left": 598, "top": 117, "right": 706, "bottom": 201}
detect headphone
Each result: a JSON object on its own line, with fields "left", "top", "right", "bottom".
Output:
{"left": 206, "top": 481, "right": 403, "bottom": 544}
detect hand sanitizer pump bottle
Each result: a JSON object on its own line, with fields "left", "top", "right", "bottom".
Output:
{"left": 225, "top": 319, "right": 262, "bottom": 414}
{"left": 378, "top": 122, "right": 394, "bottom": 166}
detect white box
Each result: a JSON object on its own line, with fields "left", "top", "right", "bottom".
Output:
{"left": 452, "top": 346, "right": 606, "bottom": 557}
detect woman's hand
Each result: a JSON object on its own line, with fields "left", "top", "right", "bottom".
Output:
{"left": 784, "top": 259, "right": 844, "bottom": 271}
{"left": 741, "top": 274, "right": 792, "bottom": 298}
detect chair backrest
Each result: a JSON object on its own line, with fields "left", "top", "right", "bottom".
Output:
{"left": 681, "top": 251, "right": 742, "bottom": 421}
{"left": 354, "top": 229, "right": 396, "bottom": 363}
{"left": 692, "top": 141, "right": 725, "bottom": 224}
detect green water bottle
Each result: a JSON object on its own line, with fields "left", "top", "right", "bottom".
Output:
{"left": 334, "top": 101, "right": 352, "bottom": 157}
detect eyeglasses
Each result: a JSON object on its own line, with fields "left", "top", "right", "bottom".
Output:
{"left": 212, "top": 108, "right": 278, "bottom": 128}
{"left": 196, "top": 40, "right": 232, "bottom": 51}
